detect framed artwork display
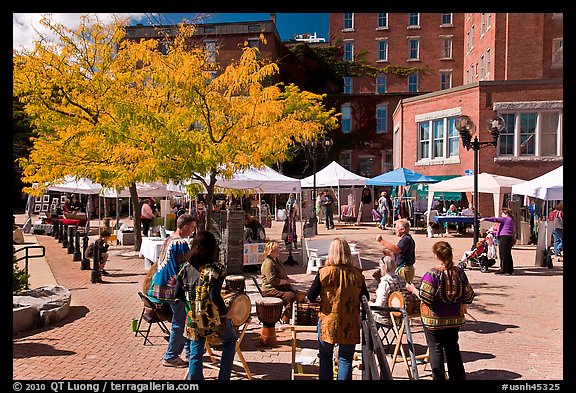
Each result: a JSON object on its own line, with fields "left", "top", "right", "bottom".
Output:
{"left": 35, "top": 196, "right": 42, "bottom": 204}
{"left": 42, "top": 195, "right": 50, "bottom": 203}
{"left": 50, "top": 203, "right": 57, "bottom": 212}
{"left": 52, "top": 197, "right": 59, "bottom": 205}
{"left": 41, "top": 204, "right": 49, "bottom": 212}
{"left": 34, "top": 204, "right": 41, "bottom": 213}
{"left": 60, "top": 196, "right": 67, "bottom": 204}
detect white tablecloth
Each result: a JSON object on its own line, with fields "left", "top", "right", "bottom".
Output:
{"left": 139, "top": 237, "right": 165, "bottom": 270}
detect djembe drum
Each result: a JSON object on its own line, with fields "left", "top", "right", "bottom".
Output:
{"left": 255, "top": 297, "right": 284, "bottom": 346}
{"left": 222, "top": 292, "right": 251, "bottom": 327}
{"left": 225, "top": 275, "right": 246, "bottom": 293}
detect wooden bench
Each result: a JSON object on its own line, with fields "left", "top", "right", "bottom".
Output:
{"left": 304, "top": 238, "right": 362, "bottom": 274}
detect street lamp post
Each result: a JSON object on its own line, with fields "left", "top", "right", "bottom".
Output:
{"left": 455, "top": 112, "right": 505, "bottom": 248}
{"left": 303, "top": 137, "right": 333, "bottom": 235}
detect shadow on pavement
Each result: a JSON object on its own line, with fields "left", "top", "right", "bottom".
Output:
{"left": 466, "top": 369, "right": 522, "bottom": 380}
{"left": 462, "top": 320, "right": 519, "bottom": 334}
{"left": 13, "top": 342, "right": 76, "bottom": 359}
{"left": 13, "top": 305, "right": 90, "bottom": 340}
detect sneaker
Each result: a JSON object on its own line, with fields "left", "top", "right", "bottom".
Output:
{"left": 162, "top": 357, "right": 188, "bottom": 368}
{"left": 100, "top": 269, "right": 110, "bottom": 275}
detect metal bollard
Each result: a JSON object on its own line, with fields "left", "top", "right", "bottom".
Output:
{"left": 73, "top": 231, "right": 82, "bottom": 261}
{"left": 62, "top": 225, "right": 69, "bottom": 248}
{"left": 67, "top": 226, "right": 75, "bottom": 254}
{"left": 58, "top": 222, "right": 64, "bottom": 243}
{"left": 53, "top": 219, "right": 60, "bottom": 239}
{"left": 81, "top": 236, "right": 91, "bottom": 270}
{"left": 90, "top": 239, "right": 102, "bottom": 283}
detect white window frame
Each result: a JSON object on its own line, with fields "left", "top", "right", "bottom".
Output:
{"left": 376, "top": 73, "right": 387, "bottom": 94}
{"left": 408, "top": 13, "right": 420, "bottom": 28}
{"left": 343, "top": 77, "right": 353, "bottom": 94}
{"left": 343, "top": 13, "right": 354, "bottom": 31}
{"left": 343, "top": 40, "right": 354, "bottom": 61}
{"left": 407, "top": 37, "right": 420, "bottom": 61}
{"left": 416, "top": 111, "right": 462, "bottom": 163}
{"left": 341, "top": 104, "right": 352, "bottom": 133}
{"left": 493, "top": 101, "right": 563, "bottom": 159}
{"left": 376, "top": 104, "right": 388, "bottom": 134}
{"left": 486, "top": 48, "right": 491, "bottom": 78}
{"left": 552, "top": 38, "right": 563, "bottom": 68}
{"left": 204, "top": 40, "right": 217, "bottom": 63}
{"left": 480, "top": 13, "right": 486, "bottom": 36}
{"left": 381, "top": 149, "right": 393, "bottom": 174}
{"left": 470, "top": 25, "right": 475, "bottom": 50}
{"left": 441, "top": 13, "right": 453, "bottom": 27}
{"left": 377, "top": 13, "right": 389, "bottom": 29}
{"left": 408, "top": 73, "right": 419, "bottom": 92}
{"left": 376, "top": 39, "right": 388, "bottom": 62}
{"left": 480, "top": 55, "right": 485, "bottom": 80}
{"left": 440, "top": 35, "right": 453, "bottom": 59}
{"left": 440, "top": 70, "right": 452, "bottom": 90}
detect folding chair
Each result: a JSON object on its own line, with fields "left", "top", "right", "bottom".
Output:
{"left": 135, "top": 292, "right": 171, "bottom": 345}
{"left": 387, "top": 291, "right": 428, "bottom": 379}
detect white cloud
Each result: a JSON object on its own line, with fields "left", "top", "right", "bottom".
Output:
{"left": 13, "top": 13, "right": 150, "bottom": 51}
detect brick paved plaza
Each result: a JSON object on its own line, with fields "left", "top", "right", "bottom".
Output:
{"left": 13, "top": 216, "right": 563, "bottom": 381}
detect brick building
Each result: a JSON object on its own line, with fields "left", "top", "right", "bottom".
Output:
{"left": 392, "top": 13, "right": 563, "bottom": 215}
{"left": 327, "top": 13, "right": 465, "bottom": 177}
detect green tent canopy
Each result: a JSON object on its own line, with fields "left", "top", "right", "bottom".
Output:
{"left": 412, "top": 175, "right": 463, "bottom": 201}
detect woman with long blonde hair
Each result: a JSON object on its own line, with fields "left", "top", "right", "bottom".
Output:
{"left": 307, "top": 238, "right": 369, "bottom": 380}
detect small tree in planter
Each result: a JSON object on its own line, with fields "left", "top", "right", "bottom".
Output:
{"left": 13, "top": 252, "right": 29, "bottom": 294}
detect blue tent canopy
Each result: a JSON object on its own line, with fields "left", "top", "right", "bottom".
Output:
{"left": 366, "top": 168, "right": 440, "bottom": 187}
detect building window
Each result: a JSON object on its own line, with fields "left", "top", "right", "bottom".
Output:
{"left": 498, "top": 111, "right": 562, "bottom": 157}
{"left": 480, "top": 55, "right": 485, "bottom": 80}
{"left": 376, "top": 73, "right": 387, "bottom": 94}
{"left": 486, "top": 48, "right": 491, "bottom": 77}
{"left": 341, "top": 104, "right": 352, "bottom": 133}
{"left": 343, "top": 77, "right": 353, "bottom": 94}
{"left": 204, "top": 26, "right": 216, "bottom": 34}
{"left": 448, "top": 117, "right": 459, "bottom": 157}
{"left": 441, "top": 13, "right": 453, "bottom": 26}
{"left": 206, "top": 71, "right": 217, "bottom": 83}
{"left": 466, "top": 31, "right": 470, "bottom": 53}
{"left": 440, "top": 36, "right": 452, "bottom": 59}
{"left": 377, "top": 13, "right": 388, "bottom": 28}
{"left": 466, "top": 69, "right": 470, "bottom": 84}
{"left": 408, "top": 38, "right": 419, "bottom": 60}
{"left": 358, "top": 156, "right": 375, "bottom": 177}
{"left": 343, "top": 41, "right": 354, "bottom": 61}
{"left": 248, "top": 38, "right": 260, "bottom": 59}
{"left": 205, "top": 40, "right": 216, "bottom": 63}
{"left": 340, "top": 151, "right": 352, "bottom": 171}
{"left": 377, "top": 39, "right": 388, "bottom": 61}
{"left": 440, "top": 71, "right": 452, "bottom": 90}
{"left": 470, "top": 25, "right": 475, "bottom": 50}
{"left": 382, "top": 150, "right": 393, "bottom": 173}
{"left": 486, "top": 13, "right": 492, "bottom": 29}
{"left": 248, "top": 24, "right": 261, "bottom": 32}
{"left": 408, "top": 73, "right": 418, "bottom": 92}
{"left": 376, "top": 104, "right": 388, "bottom": 133}
{"left": 160, "top": 41, "right": 169, "bottom": 55}
{"left": 408, "top": 13, "right": 420, "bottom": 28}
{"left": 344, "top": 13, "right": 354, "bottom": 30}
{"left": 418, "top": 121, "right": 430, "bottom": 159}
{"left": 418, "top": 116, "right": 460, "bottom": 161}
{"left": 552, "top": 38, "right": 563, "bottom": 67}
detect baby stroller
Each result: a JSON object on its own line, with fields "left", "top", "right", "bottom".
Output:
{"left": 458, "top": 233, "right": 497, "bottom": 273}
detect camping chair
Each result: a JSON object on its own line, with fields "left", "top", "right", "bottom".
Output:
{"left": 135, "top": 292, "right": 171, "bottom": 345}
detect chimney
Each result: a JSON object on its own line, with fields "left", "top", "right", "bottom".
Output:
{"left": 270, "top": 13, "right": 277, "bottom": 25}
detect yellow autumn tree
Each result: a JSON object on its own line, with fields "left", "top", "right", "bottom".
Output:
{"left": 14, "top": 14, "right": 338, "bottom": 243}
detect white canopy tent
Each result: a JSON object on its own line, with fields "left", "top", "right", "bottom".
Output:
{"left": 215, "top": 165, "right": 302, "bottom": 194}
{"left": 300, "top": 161, "right": 368, "bottom": 220}
{"left": 511, "top": 165, "right": 563, "bottom": 265}
{"left": 511, "top": 165, "right": 563, "bottom": 201}
{"left": 46, "top": 176, "right": 103, "bottom": 222}
{"left": 427, "top": 172, "right": 525, "bottom": 217}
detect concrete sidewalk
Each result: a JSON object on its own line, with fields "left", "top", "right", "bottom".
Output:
{"left": 13, "top": 214, "right": 563, "bottom": 381}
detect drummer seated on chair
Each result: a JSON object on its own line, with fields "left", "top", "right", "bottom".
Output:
{"left": 261, "top": 241, "right": 301, "bottom": 324}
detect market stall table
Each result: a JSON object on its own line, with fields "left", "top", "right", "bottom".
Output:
{"left": 139, "top": 237, "right": 166, "bottom": 270}
{"left": 434, "top": 215, "right": 475, "bottom": 235}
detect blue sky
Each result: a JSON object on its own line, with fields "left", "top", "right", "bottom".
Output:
{"left": 155, "top": 13, "right": 330, "bottom": 41}
{"left": 13, "top": 13, "right": 330, "bottom": 50}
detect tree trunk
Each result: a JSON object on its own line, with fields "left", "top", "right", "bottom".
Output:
{"left": 205, "top": 172, "right": 218, "bottom": 232}
{"left": 129, "top": 183, "right": 142, "bottom": 252}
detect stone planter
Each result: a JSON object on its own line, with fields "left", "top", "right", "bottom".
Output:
{"left": 13, "top": 285, "right": 71, "bottom": 335}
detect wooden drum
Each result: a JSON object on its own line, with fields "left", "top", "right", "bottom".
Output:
{"left": 225, "top": 275, "right": 246, "bottom": 293}
{"left": 222, "top": 292, "right": 251, "bottom": 327}
{"left": 256, "top": 297, "right": 284, "bottom": 347}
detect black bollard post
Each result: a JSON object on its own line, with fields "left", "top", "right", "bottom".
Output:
{"left": 67, "top": 226, "right": 75, "bottom": 254}
{"left": 90, "top": 239, "right": 102, "bottom": 283}
{"left": 58, "top": 222, "right": 64, "bottom": 243}
{"left": 62, "top": 225, "right": 69, "bottom": 248}
{"left": 73, "top": 231, "right": 82, "bottom": 261}
{"left": 53, "top": 219, "right": 59, "bottom": 239}
{"left": 81, "top": 236, "right": 91, "bottom": 270}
